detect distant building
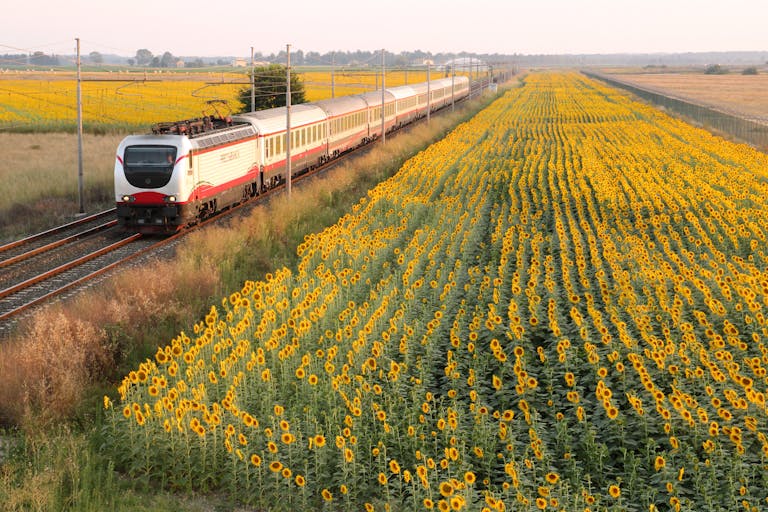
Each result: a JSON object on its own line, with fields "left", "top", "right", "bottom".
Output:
{"left": 175, "top": 60, "right": 185, "bottom": 68}
{"left": 233, "top": 58, "right": 270, "bottom": 67}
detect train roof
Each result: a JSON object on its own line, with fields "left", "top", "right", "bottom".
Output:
{"left": 190, "top": 123, "right": 257, "bottom": 150}
{"left": 232, "top": 104, "right": 327, "bottom": 135}
{"left": 358, "top": 89, "right": 398, "bottom": 105}
{"left": 313, "top": 95, "right": 368, "bottom": 117}
{"left": 431, "top": 78, "right": 459, "bottom": 88}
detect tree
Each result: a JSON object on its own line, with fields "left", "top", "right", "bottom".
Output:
{"left": 89, "top": 51, "right": 103, "bottom": 64}
{"left": 236, "top": 64, "right": 306, "bottom": 112}
{"left": 135, "top": 49, "right": 153, "bottom": 66}
{"left": 742, "top": 66, "right": 759, "bottom": 75}
{"left": 185, "top": 58, "right": 205, "bottom": 68}
{"left": 30, "top": 51, "right": 59, "bottom": 66}
{"left": 704, "top": 64, "right": 728, "bottom": 75}
{"left": 160, "top": 51, "right": 175, "bottom": 68}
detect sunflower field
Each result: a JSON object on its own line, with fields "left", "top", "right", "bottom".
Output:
{"left": 106, "top": 72, "right": 768, "bottom": 511}
{"left": 0, "top": 69, "right": 446, "bottom": 131}
{"left": 300, "top": 70, "right": 431, "bottom": 101}
{"left": 0, "top": 73, "right": 246, "bottom": 131}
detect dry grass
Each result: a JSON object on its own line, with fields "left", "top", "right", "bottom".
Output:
{"left": 0, "top": 314, "right": 108, "bottom": 422}
{"left": 0, "top": 133, "right": 121, "bottom": 241}
{"left": 607, "top": 72, "right": 768, "bottom": 120}
{"left": 0, "top": 258, "right": 220, "bottom": 425}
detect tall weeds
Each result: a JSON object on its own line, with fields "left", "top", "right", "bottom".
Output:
{"left": 0, "top": 133, "right": 121, "bottom": 241}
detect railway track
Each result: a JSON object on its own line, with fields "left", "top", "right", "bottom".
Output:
{"left": 0, "top": 211, "right": 170, "bottom": 329}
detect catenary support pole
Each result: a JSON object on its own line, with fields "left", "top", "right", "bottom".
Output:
{"left": 250, "top": 46, "right": 255, "bottom": 112}
{"left": 286, "top": 44, "right": 292, "bottom": 197}
{"left": 381, "top": 49, "right": 385, "bottom": 145}
{"left": 76, "top": 37, "right": 84, "bottom": 214}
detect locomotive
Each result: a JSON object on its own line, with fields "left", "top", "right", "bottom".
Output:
{"left": 114, "top": 76, "right": 470, "bottom": 233}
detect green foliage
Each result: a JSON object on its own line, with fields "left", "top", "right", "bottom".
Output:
{"left": 704, "top": 64, "right": 728, "bottom": 75}
{"left": 742, "top": 66, "right": 759, "bottom": 75}
{"left": 236, "top": 64, "right": 306, "bottom": 112}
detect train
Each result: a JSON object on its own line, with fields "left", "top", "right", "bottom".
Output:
{"left": 114, "top": 75, "right": 470, "bottom": 233}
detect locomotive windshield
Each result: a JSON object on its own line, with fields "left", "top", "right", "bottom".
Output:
{"left": 123, "top": 145, "right": 177, "bottom": 188}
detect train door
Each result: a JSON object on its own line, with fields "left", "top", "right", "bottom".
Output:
{"left": 186, "top": 151, "right": 198, "bottom": 201}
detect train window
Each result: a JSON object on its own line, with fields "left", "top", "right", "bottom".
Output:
{"left": 123, "top": 145, "right": 176, "bottom": 188}
{"left": 301, "top": 128, "right": 306, "bottom": 146}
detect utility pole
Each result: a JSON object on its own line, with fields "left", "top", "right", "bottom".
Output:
{"left": 76, "top": 37, "right": 84, "bottom": 214}
{"left": 250, "top": 46, "right": 255, "bottom": 112}
{"left": 331, "top": 52, "right": 335, "bottom": 99}
{"left": 451, "top": 61, "right": 455, "bottom": 112}
{"left": 286, "top": 44, "right": 291, "bottom": 197}
{"left": 426, "top": 61, "right": 431, "bottom": 125}
{"left": 381, "top": 49, "right": 385, "bottom": 145}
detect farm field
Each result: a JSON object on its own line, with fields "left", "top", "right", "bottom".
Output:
{"left": 0, "top": 68, "right": 443, "bottom": 131}
{"left": 107, "top": 71, "right": 768, "bottom": 511}
{"left": 0, "top": 132, "right": 122, "bottom": 241}
{"left": 605, "top": 71, "right": 768, "bottom": 120}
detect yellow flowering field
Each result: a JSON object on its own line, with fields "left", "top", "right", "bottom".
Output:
{"left": 107, "top": 72, "right": 768, "bottom": 511}
{"left": 301, "top": 70, "right": 431, "bottom": 101}
{"left": 0, "top": 69, "right": 448, "bottom": 130}
{"left": 0, "top": 73, "right": 246, "bottom": 130}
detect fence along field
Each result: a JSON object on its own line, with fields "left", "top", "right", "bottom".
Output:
{"left": 105, "top": 71, "right": 768, "bottom": 511}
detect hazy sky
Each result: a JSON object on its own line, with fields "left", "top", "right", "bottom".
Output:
{"left": 3, "top": 0, "right": 766, "bottom": 59}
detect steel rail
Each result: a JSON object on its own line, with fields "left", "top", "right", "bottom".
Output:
{"left": 0, "top": 209, "right": 116, "bottom": 255}
{"left": 0, "top": 234, "right": 184, "bottom": 323}
{"left": 0, "top": 233, "right": 141, "bottom": 301}
{"left": 0, "top": 220, "right": 117, "bottom": 269}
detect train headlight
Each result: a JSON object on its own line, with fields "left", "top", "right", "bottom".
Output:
{"left": 121, "top": 194, "right": 134, "bottom": 202}
{"left": 164, "top": 195, "right": 177, "bottom": 203}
